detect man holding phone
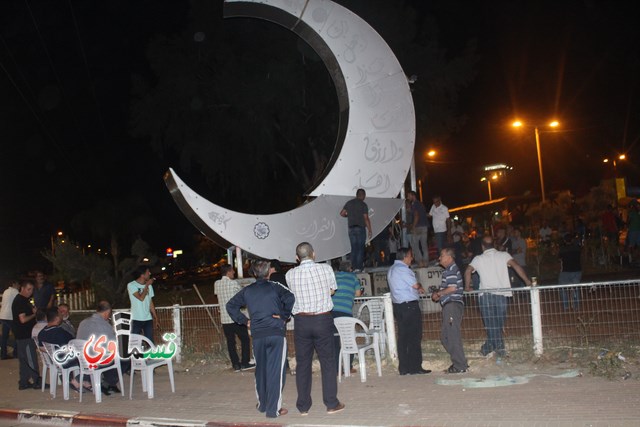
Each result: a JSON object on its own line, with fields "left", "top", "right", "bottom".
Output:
{"left": 127, "top": 266, "right": 158, "bottom": 343}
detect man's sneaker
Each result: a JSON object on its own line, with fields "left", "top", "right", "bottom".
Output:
{"left": 241, "top": 363, "right": 256, "bottom": 371}
{"left": 327, "top": 402, "right": 345, "bottom": 414}
{"left": 233, "top": 364, "right": 241, "bottom": 372}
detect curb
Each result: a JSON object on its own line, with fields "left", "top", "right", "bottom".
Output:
{"left": 0, "top": 409, "right": 287, "bottom": 427}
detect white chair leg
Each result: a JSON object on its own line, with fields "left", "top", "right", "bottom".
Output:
{"left": 147, "top": 368, "right": 154, "bottom": 399}
{"left": 374, "top": 341, "right": 382, "bottom": 377}
{"left": 93, "top": 372, "right": 102, "bottom": 403}
{"left": 338, "top": 350, "right": 343, "bottom": 383}
{"left": 129, "top": 368, "right": 135, "bottom": 399}
{"left": 342, "top": 352, "right": 350, "bottom": 378}
{"left": 42, "top": 364, "right": 48, "bottom": 392}
{"left": 141, "top": 370, "right": 148, "bottom": 392}
{"left": 62, "top": 372, "right": 69, "bottom": 400}
{"left": 168, "top": 363, "right": 175, "bottom": 393}
{"left": 358, "top": 349, "right": 367, "bottom": 382}
{"left": 49, "top": 366, "right": 57, "bottom": 398}
{"left": 78, "top": 373, "right": 84, "bottom": 403}
{"left": 117, "top": 366, "right": 124, "bottom": 397}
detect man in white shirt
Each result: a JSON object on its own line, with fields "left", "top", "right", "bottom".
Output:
{"left": 215, "top": 265, "right": 253, "bottom": 372}
{"left": 1, "top": 281, "right": 20, "bottom": 359}
{"left": 464, "top": 236, "right": 531, "bottom": 356}
{"left": 286, "top": 242, "right": 344, "bottom": 416}
{"left": 429, "top": 195, "right": 451, "bottom": 253}
{"left": 127, "top": 266, "right": 157, "bottom": 343}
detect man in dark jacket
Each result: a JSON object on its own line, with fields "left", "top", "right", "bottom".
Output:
{"left": 227, "top": 260, "right": 295, "bottom": 419}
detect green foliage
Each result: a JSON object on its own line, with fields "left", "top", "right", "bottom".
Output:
{"left": 44, "top": 237, "right": 156, "bottom": 307}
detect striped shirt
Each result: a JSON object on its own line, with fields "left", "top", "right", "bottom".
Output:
{"left": 439, "top": 262, "right": 464, "bottom": 306}
{"left": 332, "top": 271, "right": 359, "bottom": 315}
{"left": 286, "top": 259, "right": 336, "bottom": 315}
{"left": 214, "top": 276, "right": 242, "bottom": 324}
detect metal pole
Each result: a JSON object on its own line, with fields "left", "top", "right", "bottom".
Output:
{"left": 382, "top": 293, "right": 397, "bottom": 362}
{"left": 534, "top": 127, "right": 546, "bottom": 202}
{"left": 172, "top": 304, "right": 182, "bottom": 363}
{"left": 487, "top": 180, "right": 493, "bottom": 201}
{"left": 530, "top": 286, "right": 543, "bottom": 356}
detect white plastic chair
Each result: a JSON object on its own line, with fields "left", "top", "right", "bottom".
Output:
{"left": 42, "top": 342, "right": 80, "bottom": 400}
{"left": 69, "top": 338, "right": 124, "bottom": 403}
{"left": 334, "top": 317, "right": 382, "bottom": 383}
{"left": 356, "top": 299, "right": 387, "bottom": 357}
{"left": 33, "top": 338, "right": 50, "bottom": 394}
{"left": 128, "top": 333, "right": 175, "bottom": 399}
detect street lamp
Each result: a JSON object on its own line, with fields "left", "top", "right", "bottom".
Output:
{"left": 417, "top": 149, "right": 437, "bottom": 201}
{"left": 480, "top": 174, "right": 498, "bottom": 200}
{"left": 603, "top": 154, "right": 626, "bottom": 177}
{"left": 512, "top": 120, "right": 559, "bottom": 202}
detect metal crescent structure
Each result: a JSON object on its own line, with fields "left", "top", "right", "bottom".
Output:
{"left": 164, "top": 0, "right": 416, "bottom": 263}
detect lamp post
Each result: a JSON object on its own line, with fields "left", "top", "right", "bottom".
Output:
{"left": 417, "top": 149, "right": 437, "bottom": 202}
{"left": 480, "top": 174, "right": 498, "bottom": 201}
{"left": 603, "top": 154, "right": 626, "bottom": 177}
{"left": 512, "top": 120, "right": 559, "bottom": 203}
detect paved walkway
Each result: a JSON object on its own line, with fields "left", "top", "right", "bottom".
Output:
{"left": 1, "top": 356, "right": 639, "bottom": 426}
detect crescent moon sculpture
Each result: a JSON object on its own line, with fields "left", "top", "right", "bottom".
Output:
{"left": 165, "top": 0, "right": 415, "bottom": 263}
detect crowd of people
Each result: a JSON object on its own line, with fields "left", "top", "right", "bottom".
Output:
{"left": 3, "top": 193, "right": 634, "bottom": 418}
{"left": 0, "top": 267, "right": 160, "bottom": 396}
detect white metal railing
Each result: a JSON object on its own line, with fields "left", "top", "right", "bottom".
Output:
{"left": 66, "top": 280, "right": 640, "bottom": 363}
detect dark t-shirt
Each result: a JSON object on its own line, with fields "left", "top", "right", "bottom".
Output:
{"left": 343, "top": 198, "right": 368, "bottom": 227}
{"left": 33, "top": 282, "right": 55, "bottom": 309}
{"left": 411, "top": 200, "right": 429, "bottom": 227}
{"left": 12, "top": 294, "right": 36, "bottom": 339}
{"left": 559, "top": 244, "right": 582, "bottom": 272}
{"left": 38, "top": 325, "right": 74, "bottom": 347}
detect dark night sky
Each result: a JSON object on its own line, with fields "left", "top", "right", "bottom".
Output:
{"left": 1, "top": 0, "right": 639, "bottom": 275}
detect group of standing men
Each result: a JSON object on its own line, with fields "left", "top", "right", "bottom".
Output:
{"left": 223, "top": 242, "right": 348, "bottom": 419}
{"left": 341, "top": 188, "right": 453, "bottom": 270}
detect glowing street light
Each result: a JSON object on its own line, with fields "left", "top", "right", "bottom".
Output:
{"left": 603, "top": 153, "right": 627, "bottom": 177}
{"left": 480, "top": 174, "right": 499, "bottom": 200}
{"left": 512, "top": 120, "right": 560, "bottom": 202}
{"left": 418, "top": 149, "right": 437, "bottom": 201}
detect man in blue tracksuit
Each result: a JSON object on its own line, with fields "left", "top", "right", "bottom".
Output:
{"left": 227, "top": 260, "right": 295, "bottom": 418}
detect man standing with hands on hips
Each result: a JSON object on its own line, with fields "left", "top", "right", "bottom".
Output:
{"left": 127, "top": 266, "right": 158, "bottom": 343}
{"left": 388, "top": 247, "right": 431, "bottom": 375}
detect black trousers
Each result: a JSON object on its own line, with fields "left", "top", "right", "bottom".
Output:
{"left": 393, "top": 301, "right": 423, "bottom": 374}
{"left": 223, "top": 323, "right": 251, "bottom": 367}
{"left": 294, "top": 314, "right": 339, "bottom": 412}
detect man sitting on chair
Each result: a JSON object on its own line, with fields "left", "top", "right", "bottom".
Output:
{"left": 77, "top": 300, "right": 128, "bottom": 395}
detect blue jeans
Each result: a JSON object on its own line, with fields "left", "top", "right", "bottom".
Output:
{"left": 434, "top": 232, "right": 447, "bottom": 253}
{"left": 131, "top": 319, "right": 154, "bottom": 343}
{"left": 410, "top": 226, "right": 429, "bottom": 265}
{"left": 559, "top": 271, "right": 582, "bottom": 310}
{"left": 1, "top": 319, "right": 14, "bottom": 358}
{"left": 348, "top": 226, "right": 366, "bottom": 270}
{"left": 478, "top": 293, "right": 508, "bottom": 356}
